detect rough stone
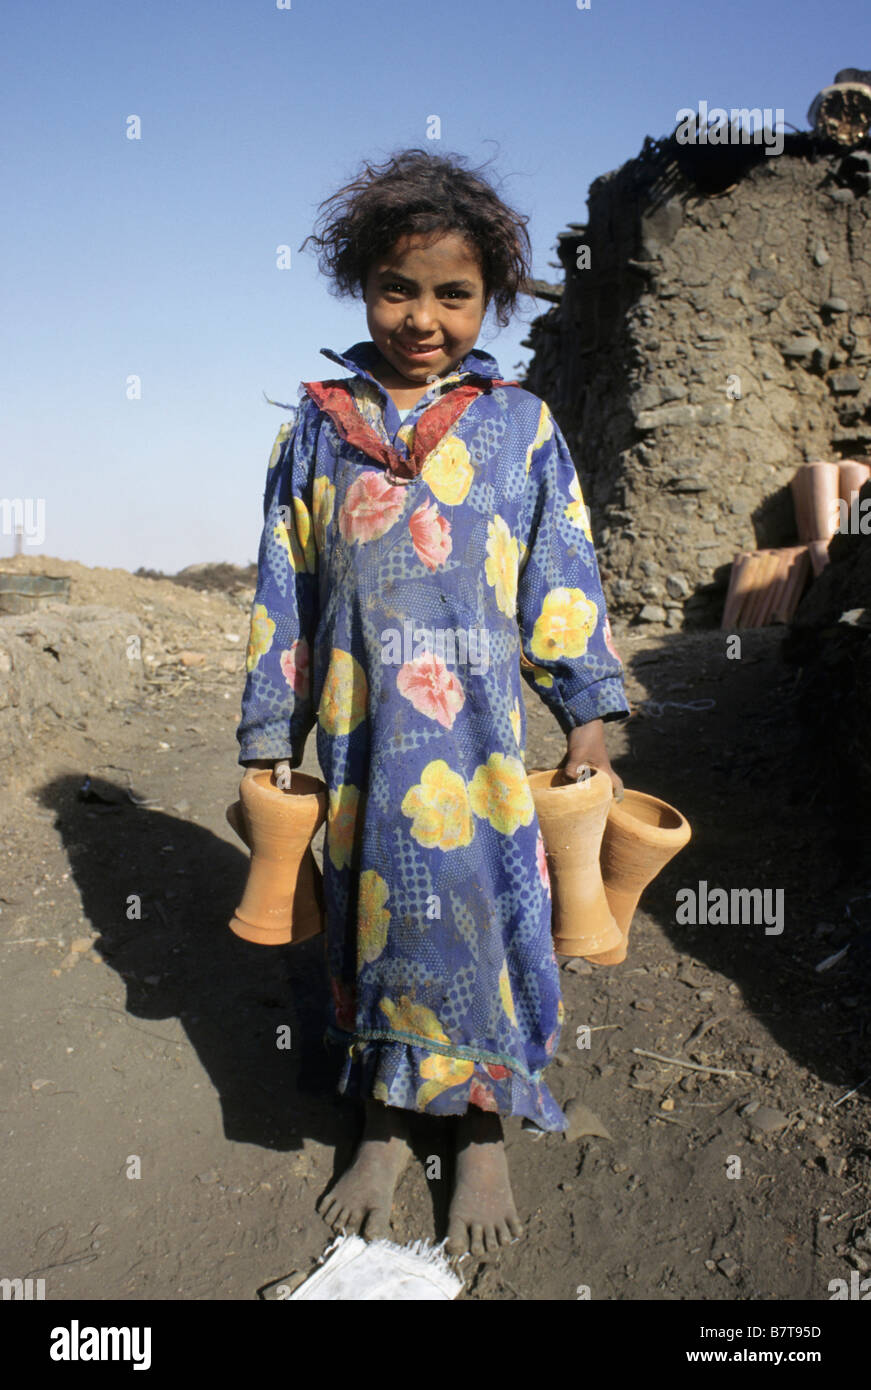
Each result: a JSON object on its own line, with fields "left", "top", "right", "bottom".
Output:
{"left": 522, "top": 134, "right": 871, "bottom": 626}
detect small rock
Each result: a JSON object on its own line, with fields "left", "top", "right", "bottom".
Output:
{"left": 632, "top": 998, "right": 655, "bottom": 1012}
{"left": 260, "top": 1269, "right": 308, "bottom": 1300}
{"left": 178, "top": 650, "right": 207, "bottom": 667}
{"left": 828, "top": 189, "right": 855, "bottom": 203}
{"left": 195, "top": 1169, "right": 220, "bottom": 1185}
{"left": 70, "top": 936, "right": 92, "bottom": 954}
{"left": 660, "top": 1097, "right": 675, "bottom": 1112}
{"left": 696, "top": 989, "right": 715, "bottom": 1003}
{"left": 677, "top": 966, "right": 706, "bottom": 988}
{"left": 782, "top": 336, "right": 820, "bottom": 357}
{"left": 563, "top": 958, "right": 593, "bottom": 975}
{"left": 740, "top": 1100, "right": 760, "bottom": 1116}
{"left": 823, "top": 297, "right": 849, "bottom": 314}
{"left": 823, "top": 1154, "right": 847, "bottom": 1178}
{"left": 563, "top": 1098, "right": 613, "bottom": 1141}
{"left": 172, "top": 799, "right": 191, "bottom": 816}
{"left": 717, "top": 1256, "right": 740, "bottom": 1280}
{"left": 31, "top": 1078, "right": 54, "bottom": 1091}
{"left": 829, "top": 371, "right": 861, "bottom": 394}
{"left": 704, "top": 1259, "right": 717, "bottom": 1272}
{"left": 813, "top": 245, "right": 830, "bottom": 266}
{"left": 747, "top": 1105, "right": 788, "bottom": 1134}
{"left": 665, "top": 573, "right": 690, "bottom": 599}
{"left": 638, "top": 605, "right": 667, "bottom": 623}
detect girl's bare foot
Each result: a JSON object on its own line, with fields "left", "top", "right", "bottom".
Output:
{"left": 446, "top": 1109, "right": 524, "bottom": 1256}
{"left": 317, "top": 1099, "right": 413, "bottom": 1240}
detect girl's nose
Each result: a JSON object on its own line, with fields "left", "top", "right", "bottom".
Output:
{"left": 406, "top": 298, "right": 437, "bottom": 330}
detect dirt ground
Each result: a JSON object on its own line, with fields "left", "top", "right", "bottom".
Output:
{"left": 1, "top": 567, "right": 870, "bottom": 1302}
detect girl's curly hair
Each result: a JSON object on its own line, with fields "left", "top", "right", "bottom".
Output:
{"left": 299, "top": 148, "right": 532, "bottom": 328}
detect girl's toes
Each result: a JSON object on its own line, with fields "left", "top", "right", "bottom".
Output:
{"left": 362, "top": 1207, "right": 390, "bottom": 1241}
{"left": 497, "top": 1222, "right": 513, "bottom": 1246}
{"left": 484, "top": 1225, "right": 500, "bottom": 1253}
{"left": 446, "top": 1219, "right": 469, "bottom": 1256}
{"left": 469, "top": 1223, "right": 485, "bottom": 1255}
{"left": 507, "top": 1216, "right": 524, "bottom": 1240}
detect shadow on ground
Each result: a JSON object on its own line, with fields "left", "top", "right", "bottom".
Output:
{"left": 614, "top": 626, "right": 871, "bottom": 1094}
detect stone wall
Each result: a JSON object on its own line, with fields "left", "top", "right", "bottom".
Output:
{"left": 522, "top": 131, "right": 871, "bottom": 626}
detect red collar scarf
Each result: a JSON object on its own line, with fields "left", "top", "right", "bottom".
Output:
{"left": 301, "top": 375, "right": 518, "bottom": 485}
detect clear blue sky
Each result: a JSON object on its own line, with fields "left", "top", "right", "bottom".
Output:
{"left": 1, "top": 0, "right": 865, "bottom": 571}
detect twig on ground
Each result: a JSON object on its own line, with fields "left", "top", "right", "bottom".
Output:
{"left": 631, "top": 1047, "right": 754, "bottom": 1079}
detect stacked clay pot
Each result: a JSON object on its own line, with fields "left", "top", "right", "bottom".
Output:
{"left": 528, "top": 767, "right": 691, "bottom": 965}
{"left": 527, "top": 768, "right": 622, "bottom": 957}
{"left": 226, "top": 769, "right": 327, "bottom": 945}
{"left": 586, "top": 789, "right": 692, "bottom": 965}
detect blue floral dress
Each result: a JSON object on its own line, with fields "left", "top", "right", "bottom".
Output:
{"left": 236, "top": 340, "right": 629, "bottom": 1131}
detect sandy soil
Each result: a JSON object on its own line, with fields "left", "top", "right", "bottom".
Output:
{"left": 1, "top": 565, "right": 869, "bottom": 1301}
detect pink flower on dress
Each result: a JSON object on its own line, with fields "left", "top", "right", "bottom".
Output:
{"left": 469, "top": 1077, "right": 499, "bottom": 1113}
{"left": 280, "top": 638, "right": 310, "bottom": 696}
{"left": 396, "top": 652, "right": 465, "bottom": 729}
{"left": 536, "top": 829, "right": 551, "bottom": 895}
{"left": 603, "top": 613, "right": 622, "bottom": 664}
{"left": 408, "top": 500, "right": 452, "bottom": 571}
{"left": 338, "top": 471, "right": 407, "bottom": 544}
{"left": 483, "top": 1062, "right": 510, "bottom": 1081}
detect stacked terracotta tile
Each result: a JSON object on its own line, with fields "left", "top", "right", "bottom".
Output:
{"left": 721, "top": 459, "right": 871, "bottom": 630}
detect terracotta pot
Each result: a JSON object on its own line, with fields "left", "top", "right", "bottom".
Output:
{"left": 586, "top": 790, "right": 692, "bottom": 965}
{"left": 527, "top": 767, "right": 622, "bottom": 957}
{"left": 742, "top": 550, "right": 781, "bottom": 628}
{"left": 790, "top": 461, "right": 841, "bottom": 543}
{"left": 838, "top": 460, "right": 871, "bottom": 506}
{"left": 721, "top": 552, "right": 753, "bottom": 630}
{"left": 807, "top": 538, "right": 831, "bottom": 578}
{"left": 226, "top": 769, "right": 328, "bottom": 945}
{"left": 770, "top": 547, "right": 811, "bottom": 624}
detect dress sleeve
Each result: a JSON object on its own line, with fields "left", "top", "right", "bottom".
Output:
{"left": 516, "top": 402, "right": 630, "bottom": 731}
{"left": 236, "top": 404, "right": 319, "bottom": 767}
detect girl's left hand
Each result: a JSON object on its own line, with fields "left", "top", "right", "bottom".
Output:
{"left": 561, "top": 719, "right": 624, "bottom": 801}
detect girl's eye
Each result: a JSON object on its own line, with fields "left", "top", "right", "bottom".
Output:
{"left": 382, "top": 284, "right": 469, "bottom": 300}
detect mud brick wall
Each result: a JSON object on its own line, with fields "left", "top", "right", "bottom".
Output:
{"left": 522, "top": 132, "right": 871, "bottom": 626}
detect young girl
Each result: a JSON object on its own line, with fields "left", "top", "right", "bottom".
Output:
{"left": 236, "top": 149, "right": 629, "bottom": 1258}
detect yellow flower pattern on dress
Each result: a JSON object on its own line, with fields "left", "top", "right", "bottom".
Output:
{"left": 421, "top": 435, "right": 474, "bottom": 505}
{"left": 313, "top": 474, "right": 335, "bottom": 555}
{"left": 358, "top": 869, "right": 390, "bottom": 964}
{"left": 401, "top": 760, "right": 474, "bottom": 850}
{"left": 509, "top": 697, "right": 522, "bottom": 745}
{"left": 530, "top": 587, "right": 598, "bottom": 662}
{"left": 498, "top": 960, "right": 518, "bottom": 1026}
{"left": 275, "top": 496, "right": 316, "bottom": 573}
{"left": 268, "top": 420, "right": 294, "bottom": 470}
{"left": 565, "top": 472, "right": 593, "bottom": 540}
{"left": 327, "top": 782, "right": 360, "bottom": 870}
{"left": 484, "top": 514, "right": 519, "bottom": 617}
{"left": 245, "top": 603, "right": 275, "bottom": 673}
{"left": 468, "top": 752, "right": 535, "bottom": 836}
{"left": 318, "top": 648, "right": 368, "bottom": 736}
{"left": 524, "top": 400, "right": 554, "bottom": 474}
{"left": 380, "top": 995, "right": 450, "bottom": 1043}
{"left": 416, "top": 1052, "right": 475, "bottom": 1110}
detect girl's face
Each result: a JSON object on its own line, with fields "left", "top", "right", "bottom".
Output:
{"left": 362, "top": 231, "right": 488, "bottom": 387}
